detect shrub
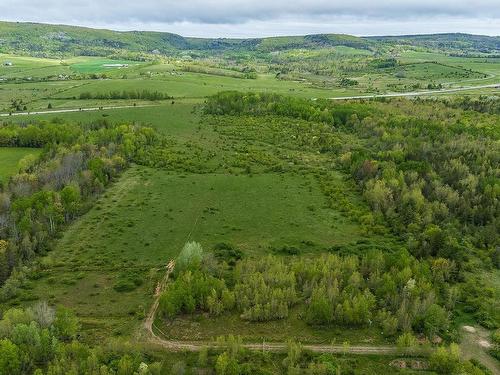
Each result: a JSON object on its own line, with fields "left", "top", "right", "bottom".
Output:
{"left": 176, "top": 242, "right": 204, "bottom": 274}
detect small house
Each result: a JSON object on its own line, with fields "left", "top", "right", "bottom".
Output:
{"left": 3, "top": 61, "right": 12, "bottom": 66}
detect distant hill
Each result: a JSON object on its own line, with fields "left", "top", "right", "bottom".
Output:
{"left": 367, "top": 33, "right": 500, "bottom": 55}
{"left": 0, "top": 21, "right": 375, "bottom": 58}
{"left": 0, "top": 21, "right": 498, "bottom": 59}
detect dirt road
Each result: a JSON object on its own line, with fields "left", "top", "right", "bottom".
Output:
{"left": 461, "top": 326, "right": 499, "bottom": 375}
{"left": 326, "top": 83, "right": 500, "bottom": 100}
{"left": 0, "top": 104, "right": 159, "bottom": 117}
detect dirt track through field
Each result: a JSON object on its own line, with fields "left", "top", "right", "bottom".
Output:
{"left": 0, "top": 104, "right": 159, "bottom": 117}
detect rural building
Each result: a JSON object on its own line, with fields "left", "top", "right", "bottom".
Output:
{"left": 3, "top": 61, "right": 13, "bottom": 66}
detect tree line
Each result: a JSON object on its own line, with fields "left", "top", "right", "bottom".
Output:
{"left": 0, "top": 119, "right": 161, "bottom": 297}
{"left": 79, "top": 90, "right": 173, "bottom": 101}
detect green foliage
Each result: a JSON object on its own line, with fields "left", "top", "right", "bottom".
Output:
{"left": 0, "top": 122, "right": 82, "bottom": 147}
{"left": 0, "top": 304, "right": 165, "bottom": 375}
{"left": 461, "top": 276, "right": 500, "bottom": 329}
{"left": 159, "top": 249, "right": 454, "bottom": 338}
{"left": 158, "top": 270, "right": 230, "bottom": 318}
{"left": 215, "top": 351, "right": 239, "bottom": 375}
{"left": 79, "top": 89, "right": 172, "bottom": 101}
{"left": 429, "top": 344, "right": 462, "bottom": 374}
{"left": 213, "top": 243, "right": 244, "bottom": 266}
{"left": 53, "top": 307, "right": 80, "bottom": 341}
{"left": 176, "top": 241, "right": 204, "bottom": 274}
{"left": 113, "top": 271, "right": 144, "bottom": 292}
{"left": 0, "top": 338, "right": 20, "bottom": 375}
{"left": 396, "top": 332, "right": 418, "bottom": 353}
{"left": 205, "top": 91, "right": 374, "bottom": 125}
{"left": 0, "top": 148, "right": 42, "bottom": 184}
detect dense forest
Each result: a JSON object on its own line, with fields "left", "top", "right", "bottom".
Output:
{"left": 160, "top": 242, "right": 456, "bottom": 340}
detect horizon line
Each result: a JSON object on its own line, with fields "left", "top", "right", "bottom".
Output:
{"left": 1, "top": 19, "right": 499, "bottom": 39}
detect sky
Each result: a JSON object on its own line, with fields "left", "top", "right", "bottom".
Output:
{"left": 1, "top": 0, "right": 499, "bottom": 38}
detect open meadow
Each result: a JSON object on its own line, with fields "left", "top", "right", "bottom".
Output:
{"left": 6, "top": 101, "right": 404, "bottom": 345}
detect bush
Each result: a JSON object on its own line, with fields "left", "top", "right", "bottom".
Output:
{"left": 113, "top": 279, "right": 137, "bottom": 292}
{"left": 429, "top": 344, "right": 461, "bottom": 374}
{"left": 176, "top": 242, "right": 204, "bottom": 274}
{"left": 213, "top": 243, "right": 243, "bottom": 266}
{"left": 113, "top": 271, "right": 143, "bottom": 292}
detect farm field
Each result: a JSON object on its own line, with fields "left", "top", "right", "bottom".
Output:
{"left": 1, "top": 43, "right": 499, "bottom": 114}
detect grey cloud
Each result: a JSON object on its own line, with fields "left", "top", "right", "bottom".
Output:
{"left": 0, "top": 0, "right": 499, "bottom": 37}
{"left": 1, "top": 0, "right": 500, "bottom": 25}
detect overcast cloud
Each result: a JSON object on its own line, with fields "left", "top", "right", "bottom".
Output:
{"left": 1, "top": 0, "right": 499, "bottom": 37}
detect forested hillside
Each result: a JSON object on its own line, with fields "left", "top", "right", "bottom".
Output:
{"left": 0, "top": 21, "right": 498, "bottom": 58}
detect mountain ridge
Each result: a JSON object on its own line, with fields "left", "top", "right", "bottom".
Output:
{"left": 0, "top": 20, "right": 498, "bottom": 58}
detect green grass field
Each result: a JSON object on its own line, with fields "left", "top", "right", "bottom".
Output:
{"left": 69, "top": 58, "right": 142, "bottom": 73}
{"left": 2, "top": 100, "right": 203, "bottom": 138}
{"left": 22, "top": 164, "right": 390, "bottom": 342}
{"left": 0, "top": 147, "right": 41, "bottom": 183}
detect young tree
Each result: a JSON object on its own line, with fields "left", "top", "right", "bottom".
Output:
{"left": 33, "top": 301, "right": 55, "bottom": 329}
{"left": 0, "top": 338, "right": 20, "bottom": 375}
{"left": 53, "top": 307, "right": 80, "bottom": 341}
{"left": 430, "top": 344, "right": 461, "bottom": 374}
{"left": 282, "top": 340, "right": 303, "bottom": 369}
{"left": 423, "top": 304, "right": 449, "bottom": 339}
{"left": 117, "top": 355, "right": 135, "bottom": 375}
{"left": 176, "top": 242, "right": 204, "bottom": 274}
{"left": 215, "top": 352, "right": 239, "bottom": 375}
{"left": 60, "top": 184, "right": 81, "bottom": 222}
{"left": 397, "top": 332, "right": 418, "bottom": 356}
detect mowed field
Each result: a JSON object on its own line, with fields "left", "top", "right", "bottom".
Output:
{"left": 2, "top": 100, "right": 203, "bottom": 140}
{"left": 0, "top": 147, "right": 42, "bottom": 183}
